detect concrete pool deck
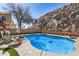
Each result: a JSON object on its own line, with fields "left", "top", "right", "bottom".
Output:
{"left": 0, "top": 34, "right": 79, "bottom": 56}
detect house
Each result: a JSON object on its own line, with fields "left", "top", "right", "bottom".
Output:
{"left": 0, "top": 12, "right": 17, "bottom": 33}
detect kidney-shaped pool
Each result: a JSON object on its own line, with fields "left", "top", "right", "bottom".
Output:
{"left": 25, "top": 34, "right": 76, "bottom": 54}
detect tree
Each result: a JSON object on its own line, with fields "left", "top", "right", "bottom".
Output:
{"left": 2, "top": 3, "right": 33, "bottom": 33}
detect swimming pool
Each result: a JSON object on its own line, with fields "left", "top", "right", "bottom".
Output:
{"left": 25, "top": 34, "right": 75, "bottom": 54}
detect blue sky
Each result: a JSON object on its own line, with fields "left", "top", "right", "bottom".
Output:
{"left": 0, "top": 3, "right": 65, "bottom": 19}
{"left": 28, "top": 3, "right": 65, "bottom": 19}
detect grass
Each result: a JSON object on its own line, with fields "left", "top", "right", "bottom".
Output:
{"left": 0, "top": 48, "right": 19, "bottom": 56}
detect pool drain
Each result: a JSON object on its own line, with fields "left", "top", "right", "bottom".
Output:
{"left": 49, "top": 41, "right": 53, "bottom": 43}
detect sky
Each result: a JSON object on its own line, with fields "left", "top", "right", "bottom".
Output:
{"left": 28, "top": 3, "right": 65, "bottom": 19}
{"left": 0, "top": 3, "right": 65, "bottom": 19}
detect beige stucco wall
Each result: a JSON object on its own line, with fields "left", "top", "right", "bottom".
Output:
{"left": 0, "top": 12, "right": 16, "bottom": 30}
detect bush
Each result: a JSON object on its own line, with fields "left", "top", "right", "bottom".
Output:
{"left": 0, "top": 48, "right": 19, "bottom": 56}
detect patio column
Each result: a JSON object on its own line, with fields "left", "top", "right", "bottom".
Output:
{"left": 71, "top": 24, "right": 76, "bottom": 33}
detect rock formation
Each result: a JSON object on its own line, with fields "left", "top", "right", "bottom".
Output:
{"left": 36, "top": 3, "right": 79, "bottom": 33}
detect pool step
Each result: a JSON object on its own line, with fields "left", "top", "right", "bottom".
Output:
{"left": 40, "top": 51, "right": 47, "bottom": 56}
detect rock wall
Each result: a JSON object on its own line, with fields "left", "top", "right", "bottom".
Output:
{"left": 37, "top": 3, "right": 79, "bottom": 33}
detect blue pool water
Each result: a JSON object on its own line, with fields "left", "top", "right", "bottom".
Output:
{"left": 25, "top": 34, "right": 75, "bottom": 54}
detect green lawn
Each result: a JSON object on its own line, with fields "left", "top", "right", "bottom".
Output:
{"left": 0, "top": 48, "right": 19, "bottom": 56}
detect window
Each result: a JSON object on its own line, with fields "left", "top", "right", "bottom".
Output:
{"left": 1, "top": 16, "right": 7, "bottom": 22}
